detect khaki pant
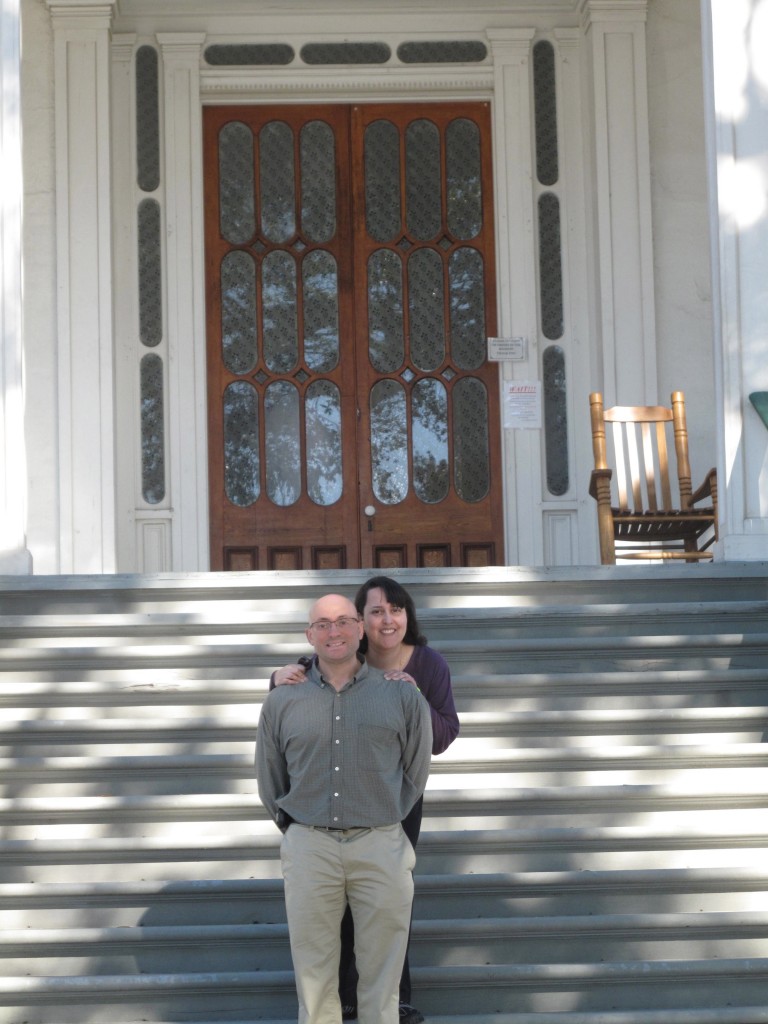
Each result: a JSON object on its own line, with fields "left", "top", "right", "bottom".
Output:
{"left": 280, "top": 823, "right": 416, "bottom": 1024}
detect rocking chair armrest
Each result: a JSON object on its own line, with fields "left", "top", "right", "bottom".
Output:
{"left": 589, "top": 467, "right": 613, "bottom": 502}
{"left": 690, "top": 467, "right": 717, "bottom": 506}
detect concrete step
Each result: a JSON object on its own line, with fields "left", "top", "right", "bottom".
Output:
{"left": 2, "top": 780, "right": 767, "bottom": 831}
{"left": 0, "top": 565, "right": 765, "bottom": 617}
{"left": 4, "top": 911, "right": 768, "bottom": 974}
{"left": 1, "top": 599, "right": 768, "bottom": 643}
{"left": 3, "top": 743, "right": 768, "bottom": 797}
{"left": 1, "top": 632, "right": 767, "bottom": 675}
{"left": 0, "top": 958, "right": 767, "bottom": 1022}
{"left": 23, "top": 1013, "right": 768, "bottom": 1024}
{"left": 3, "top": 706, "right": 768, "bottom": 752}
{"left": 2, "top": 823, "right": 768, "bottom": 883}
{"left": 4, "top": 867, "right": 768, "bottom": 929}
{"left": 2, "top": 668, "right": 768, "bottom": 715}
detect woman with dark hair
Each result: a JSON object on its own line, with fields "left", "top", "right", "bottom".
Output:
{"left": 270, "top": 575, "right": 460, "bottom": 1024}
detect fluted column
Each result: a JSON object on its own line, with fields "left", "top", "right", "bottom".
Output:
{"left": 46, "top": 0, "right": 117, "bottom": 572}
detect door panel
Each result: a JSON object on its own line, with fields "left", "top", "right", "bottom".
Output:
{"left": 351, "top": 104, "right": 502, "bottom": 568}
{"left": 204, "top": 106, "right": 359, "bottom": 570}
{"left": 204, "top": 102, "right": 502, "bottom": 571}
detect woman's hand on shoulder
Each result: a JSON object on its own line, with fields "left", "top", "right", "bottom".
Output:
{"left": 383, "top": 670, "right": 418, "bottom": 687}
{"left": 274, "top": 663, "right": 308, "bottom": 686}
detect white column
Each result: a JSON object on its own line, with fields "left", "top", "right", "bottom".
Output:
{"left": 156, "top": 34, "right": 209, "bottom": 571}
{"left": 487, "top": 28, "right": 541, "bottom": 567}
{"left": 46, "top": 0, "right": 117, "bottom": 572}
{"left": 702, "top": 0, "right": 768, "bottom": 560}
{"left": 580, "top": 0, "right": 658, "bottom": 406}
{"left": 0, "top": 0, "right": 32, "bottom": 572}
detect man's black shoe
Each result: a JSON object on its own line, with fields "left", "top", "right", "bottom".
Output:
{"left": 398, "top": 1003, "right": 425, "bottom": 1024}
{"left": 341, "top": 1005, "right": 357, "bottom": 1021}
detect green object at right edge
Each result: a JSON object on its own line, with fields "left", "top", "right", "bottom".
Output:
{"left": 749, "top": 392, "right": 768, "bottom": 430}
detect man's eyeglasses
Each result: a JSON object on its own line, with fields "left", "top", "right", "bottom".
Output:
{"left": 309, "top": 616, "right": 360, "bottom": 633}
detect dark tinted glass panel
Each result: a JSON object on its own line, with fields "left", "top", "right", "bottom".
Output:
{"left": 205, "top": 44, "right": 294, "bottom": 65}
{"left": 140, "top": 353, "right": 165, "bottom": 504}
{"left": 300, "top": 42, "right": 390, "bottom": 64}
{"left": 538, "top": 192, "right": 564, "bottom": 340}
{"left": 533, "top": 40, "right": 559, "bottom": 187}
{"left": 138, "top": 199, "right": 162, "bottom": 348}
{"left": 136, "top": 46, "right": 159, "bottom": 192}
{"left": 397, "top": 40, "right": 487, "bottom": 63}
{"left": 543, "top": 345, "right": 569, "bottom": 496}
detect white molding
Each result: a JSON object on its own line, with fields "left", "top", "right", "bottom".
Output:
{"left": 157, "top": 33, "right": 210, "bottom": 571}
{"left": 0, "top": 0, "right": 32, "bottom": 572}
{"left": 581, "top": 0, "right": 657, "bottom": 407}
{"left": 46, "top": 0, "right": 118, "bottom": 573}
{"left": 201, "top": 66, "right": 494, "bottom": 103}
{"left": 111, "top": 32, "right": 142, "bottom": 572}
{"left": 553, "top": 27, "right": 600, "bottom": 564}
{"left": 487, "top": 28, "right": 540, "bottom": 567}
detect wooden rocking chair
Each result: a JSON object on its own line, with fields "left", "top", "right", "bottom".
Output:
{"left": 589, "top": 391, "right": 718, "bottom": 564}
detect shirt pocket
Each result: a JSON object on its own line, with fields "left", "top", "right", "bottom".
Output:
{"left": 356, "top": 722, "right": 401, "bottom": 774}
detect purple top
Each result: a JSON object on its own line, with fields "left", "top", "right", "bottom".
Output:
{"left": 401, "top": 644, "right": 459, "bottom": 755}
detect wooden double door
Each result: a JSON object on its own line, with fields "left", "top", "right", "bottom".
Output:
{"left": 204, "top": 102, "right": 503, "bottom": 571}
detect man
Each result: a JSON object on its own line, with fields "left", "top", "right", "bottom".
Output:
{"left": 256, "top": 593, "right": 433, "bottom": 1024}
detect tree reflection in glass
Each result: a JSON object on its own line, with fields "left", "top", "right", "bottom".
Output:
{"left": 371, "top": 380, "right": 408, "bottom": 504}
{"left": 265, "top": 381, "right": 301, "bottom": 506}
{"left": 223, "top": 381, "right": 259, "bottom": 507}
{"left": 413, "top": 378, "right": 448, "bottom": 503}
{"left": 306, "top": 381, "right": 342, "bottom": 505}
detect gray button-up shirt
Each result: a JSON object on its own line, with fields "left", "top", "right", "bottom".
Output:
{"left": 256, "top": 659, "right": 433, "bottom": 830}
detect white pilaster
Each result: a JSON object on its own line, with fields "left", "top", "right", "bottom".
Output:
{"left": 487, "top": 27, "right": 540, "bottom": 567}
{"left": 46, "top": 0, "right": 117, "bottom": 572}
{"left": 0, "top": 0, "right": 32, "bottom": 572}
{"left": 156, "top": 34, "right": 209, "bottom": 571}
{"left": 580, "top": 0, "right": 658, "bottom": 406}
{"left": 702, "top": 0, "right": 768, "bottom": 560}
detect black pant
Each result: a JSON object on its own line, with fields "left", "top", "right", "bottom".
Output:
{"left": 338, "top": 796, "right": 423, "bottom": 1006}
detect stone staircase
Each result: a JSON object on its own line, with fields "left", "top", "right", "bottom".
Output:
{"left": 2, "top": 564, "right": 768, "bottom": 1024}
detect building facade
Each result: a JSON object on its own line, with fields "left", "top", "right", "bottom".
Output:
{"left": 1, "top": 0, "right": 766, "bottom": 574}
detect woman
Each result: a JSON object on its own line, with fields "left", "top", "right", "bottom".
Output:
{"left": 270, "top": 575, "right": 460, "bottom": 1024}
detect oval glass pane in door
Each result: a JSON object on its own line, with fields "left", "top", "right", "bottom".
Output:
{"left": 265, "top": 381, "right": 301, "bottom": 506}
{"left": 412, "top": 378, "right": 448, "bottom": 503}
{"left": 370, "top": 379, "right": 408, "bottom": 504}
{"left": 453, "top": 376, "right": 489, "bottom": 502}
{"left": 306, "top": 380, "right": 343, "bottom": 505}
{"left": 223, "top": 381, "right": 260, "bottom": 507}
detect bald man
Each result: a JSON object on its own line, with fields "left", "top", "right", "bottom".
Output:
{"left": 256, "top": 593, "right": 432, "bottom": 1024}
